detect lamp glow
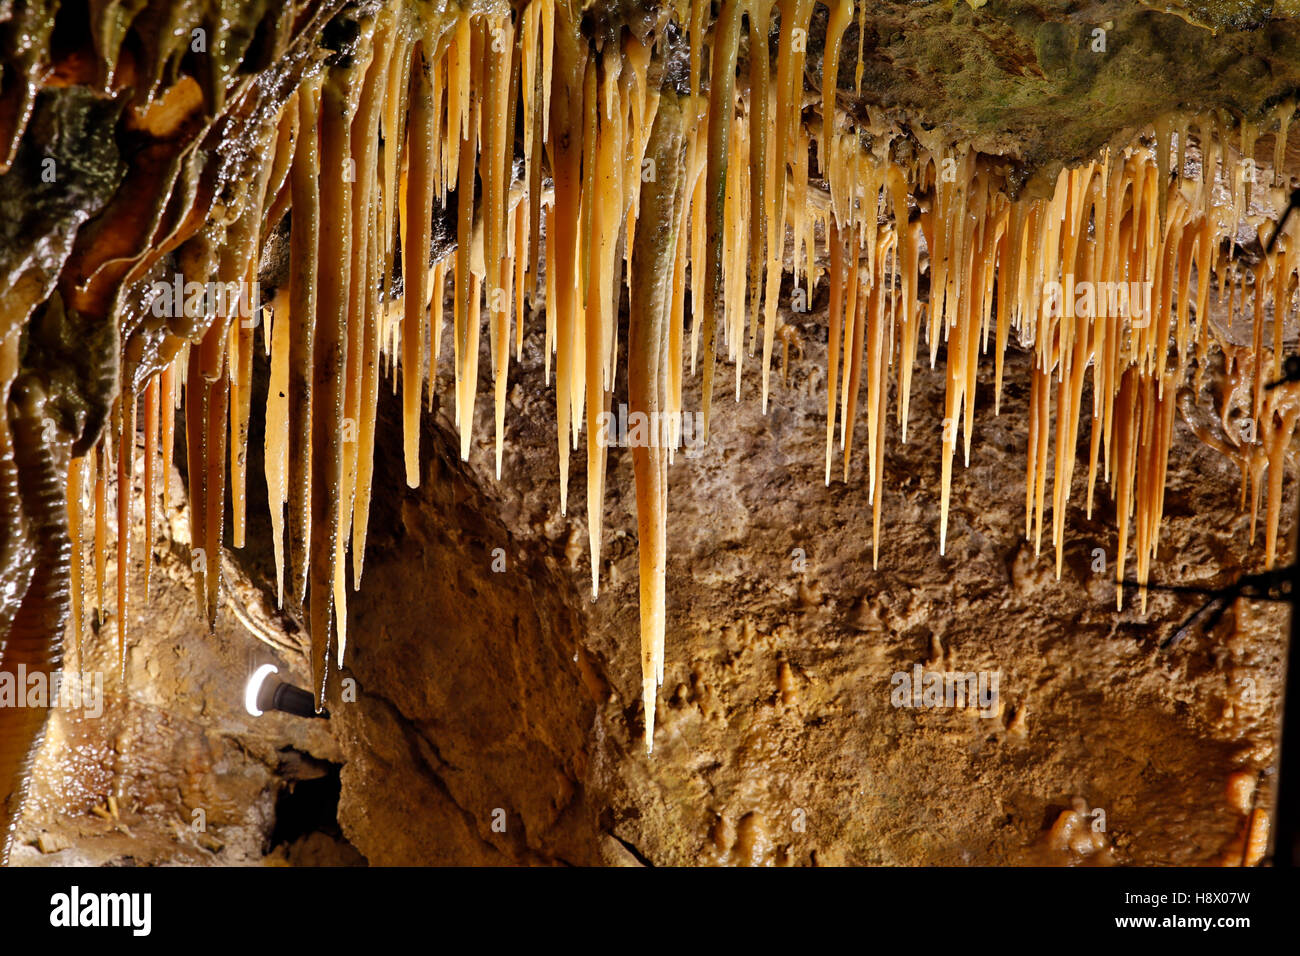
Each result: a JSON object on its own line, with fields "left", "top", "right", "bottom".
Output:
{"left": 245, "top": 664, "right": 279, "bottom": 717}
{"left": 243, "top": 664, "right": 328, "bottom": 719}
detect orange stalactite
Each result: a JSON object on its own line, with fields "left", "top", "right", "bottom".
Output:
{"left": 38, "top": 1, "right": 1299, "bottom": 752}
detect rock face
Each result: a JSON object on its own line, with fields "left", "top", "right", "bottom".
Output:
{"left": 4, "top": 0, "right": 1299, "bottom": 867}
{"left": 313, "top": 275, "right": 1287, "bottom": 866}
{"left": 14, "top": 267, "right": 1286, "bottom": 866}
{"left": 824, "top": 1, "right": 1300, "bottom": 195}
{"left": 12, "top": 483, "right": 351, "bottom": 866}
{"left": 329, "top": 408, "right": 600, "bottom": 865}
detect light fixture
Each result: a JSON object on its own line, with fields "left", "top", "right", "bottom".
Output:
{"left": 244, "top": 664, "right": 328, "bottom": 719}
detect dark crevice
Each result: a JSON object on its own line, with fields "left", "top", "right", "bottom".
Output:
{"left": 269, "top": 761, "right": 343, "bottom": 848}
{"left": 607, "top": 831, "right": 655, "bottom": 867}
{"left": 269, "top": 757, "right": 366, "bottom": 865}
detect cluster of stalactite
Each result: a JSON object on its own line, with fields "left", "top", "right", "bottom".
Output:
{"left": 3, "top": 0, "right": 1300, "bottom": 862}
{"left": 0, "top": 0, "right": 344, "bottom": 864}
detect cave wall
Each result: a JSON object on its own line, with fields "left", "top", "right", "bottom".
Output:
{"left": 2, "top": 0, "right": 1299, "bottom": 866}
{"left": 9, "top": 289, "right": 1287, "bottom": 865}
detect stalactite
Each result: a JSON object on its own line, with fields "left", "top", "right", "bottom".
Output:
{"left": 287, "top": 73, "right": 322, "bottom": 604}
{"left": 115, "top": 388, "right": 133, "bottom": 675}
{"left": 629, "top": 91, "right": 688, "bottom": 754}
{"left": 547, "top": 7, "right": 586, "bottom": 515}
{"left": 340, "top": 12, "right": 391, "bottom": 637}
{"left": 747, "top": 0, "right": 773, "bottom": 394}
{"left": 93, "top": 440, "right": 107, "bottom": 630}
{"left": 142, "top": 375, "right": 158, "bottom": 602}
{"left": 307, "top": 58, "right": 362, "bottom": 709}
{"left": 7, "top": 2, "right": 1300, "bottom": 798}
{"left": 404, "top": 34, "right": 436, "bottom": 489}
{"left": 266, "top": 294, "right": 290, "bottom": 609}
{"left": 488, "top": 14, "right": 517, "bottom": 480}
{"left": 66, "top": 455, "right": 84, "bottom": 666}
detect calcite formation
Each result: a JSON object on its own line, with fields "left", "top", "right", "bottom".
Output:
{"left": 1, "top": 0, "right": 1299, "bottom": 864}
